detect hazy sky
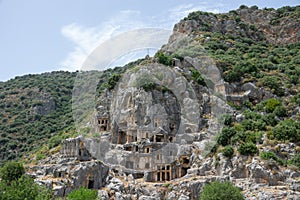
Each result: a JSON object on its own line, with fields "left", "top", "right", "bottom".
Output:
{"left": 0, "top": 0, "right": 299, "bottom": 81}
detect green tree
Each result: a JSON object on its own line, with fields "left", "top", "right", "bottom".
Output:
{"left": 67, "top": 187, "right": 98, "bottom": 200}
{"left": 0, "top": 161, "right": 25, "bottom": 183}
{"left": 200, "top": 181, "right": 244, "bottom": 200}
{"left": 0, "top": 175, "right": 52, "bottom": 200}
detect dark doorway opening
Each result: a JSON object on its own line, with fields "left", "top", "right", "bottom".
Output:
{"left": 88, "top": 180, "right": 94, "bottom": 189}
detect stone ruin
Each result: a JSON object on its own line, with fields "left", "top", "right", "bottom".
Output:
{"left": 215, "top": 81, "right": 274, "bottom": 106}
{"left": 60, "top": 63, "right": 217, "bottom": 182}
{"left": 28, "top": 136, "right": 109, "bottom": 196}
{"left": 61, "top": 137, "right": 91, "bottom": 161}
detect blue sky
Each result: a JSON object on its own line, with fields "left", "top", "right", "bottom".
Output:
{"left": 0, "top": 0, "right": 299, "bottom": 81}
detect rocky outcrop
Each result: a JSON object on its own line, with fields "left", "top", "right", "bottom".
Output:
{"left": 237, "top": 7, "right": 300, "bottom": 45}
{"left": 31, "top": 91, "right": 56, "bottom": 116}
{"left": 27, "top": 158, "right": 109, "bottom": 197}
{"left": 172, "top": 7, "right": 300, "bottom": 45}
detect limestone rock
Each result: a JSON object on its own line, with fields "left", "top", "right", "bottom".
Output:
{"left": 98, "top": 190, "right": 109, "bottom": 200}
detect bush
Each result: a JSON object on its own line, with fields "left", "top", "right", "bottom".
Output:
{"left": 223, "top": 114, "right": 233, "bottom": 126}
{"left": 238, "top": 142, "right": 258, "bottom": 156}
{"left": 239, "top": 5, "right": 248, "bottom": 9}
{"left": 260, "top": 151, "right": 285, "bottom": 165}
{"left": 141, "top": 82, "right": 156, "bottom": 92}
{"left": 224, "top": 70, "right": 241, "bottom": 82}
{"left": 288, "top": 154, "right": 300, "bottom": 168}
{"left": 200, "top": 181, "right": 244, "bottom": 200}
{"left": 155, "top": 51, "right": 172, "bottom": 66}
{"left": 273, "top": 106, "right": 287, "bottom": 117}
{"left": 262, "top": 76, "right": 280, "bottom": 91}
{"left": 265, "top": 98, "right": 281, "bottom": 113}
{"left": 260, "top": 151, "right": 277, "bottom": 160}
{"left": 0, "top": 161, "right": 25, "bottom": 183}
{"left": 222, "top": 146, "right": 234, "bottom": 158}
{"left": 241, "top": 119, "right": 266, "bottom": 131}
{"left": 244, "top": 111, "right": 261, "bottom": 120}
{"left": 217, "top": 127, "right": 237, "bottom": 146}
{"left": 191, "top": 69, "right": 206, "bottom": 86}
{"left": 107, "top": 74, "right": 121, "bottom": 90}
{"left": 273, "top": 120, "right": 300, "bottom": 142}
{"left": 232, "top": 131, "right": 263, "bottom": 144}
{"left": 262, "top": 113, "right": 277, "bottom": 126}
{"left": 67, "top": 187, "right": 98, "bottom": 200}
{"left": 246, "top": 131, "right": 263, "bottom": 144}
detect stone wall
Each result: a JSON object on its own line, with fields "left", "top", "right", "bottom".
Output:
{"left": 60, "top": 136, "right": 91, "bottom": 161}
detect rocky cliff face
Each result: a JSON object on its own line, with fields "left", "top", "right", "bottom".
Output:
{"left": 27, "top": 5, "right": 300, "bottom": 200}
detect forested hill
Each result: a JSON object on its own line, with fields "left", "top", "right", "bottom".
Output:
{"left": 0, "top": 63, "right": 135, "bottom": 165}
{"left": 0, "top": 71, "right": 76, "bottom": 164}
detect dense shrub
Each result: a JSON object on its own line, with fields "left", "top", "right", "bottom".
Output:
{"left": 244, "top": 111, "right": 261, "bottom": 120}
{"left": 238, "top": 142, "right": 258, "bottom": 156}
{"left": 67, "top": 187, "right": 98, "bottom": 200}
{"left": 155, "top": 51, "right": 172, "bottom": 66}
{"left": 223, "top": 114, "right": 233, "bottom": 126}
{"left": 222, "top": 146, "right": 234, "bottom": 158}
{"left": 260, "top": 151, "right": 285, "bottom": 165}
{"left": 273, "top": 106, "right": 287, "bottom": 117}
{"left": 273, "top": 120, "right": 300, "bottom": 142}
{"left": 107, "top": 74, "right": 121, "bottom": 90}
{"left": 260, "top": 151, "right": 277, "bottom": 160}
{"left": 262, "top": 76, "right": 280, "bottom": 91}
{"left": 232, "top": 131, "right": 263, "bottom": 144}
{"left": 241, "top": 119, "right": 266, "bottom": 131}
{"left": 199, "top": 181, "right": 244, "bottom": 200}
{"left": 224, "top": 70, "right": 241, "bottom": 82}
{"left": 217, "top": 127, "right": 237, "bottom": 146}
{"left": 265, "top": 98, "right": 281, "bottom": 113}
{"left": 0, "top": 71, "right": 77, "bottom": 163}
{"left": 141, "top": 82, "right": 156, "bottom": 92}
{"left": 246, "top": 131, "right": 263, "bottom": 144}
{"left": 262, "top": 113, "right": 278, "bottom": 126}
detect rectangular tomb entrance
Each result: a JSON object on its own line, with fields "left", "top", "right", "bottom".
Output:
{"left": 156, "top": 164, "right": 171, "bottom": 181}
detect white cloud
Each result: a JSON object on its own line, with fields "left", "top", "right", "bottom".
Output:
{"left": 60, "top": 23, "right": 119, "bottom": 71}
{"left": 59, "top": 10, "right": 144, "bottom": 71}
{"left": 59, "top": 3, "right": 225, "bottom": 71}
{"left": 169, "top": 3, "right": 222, "bottom": 19}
